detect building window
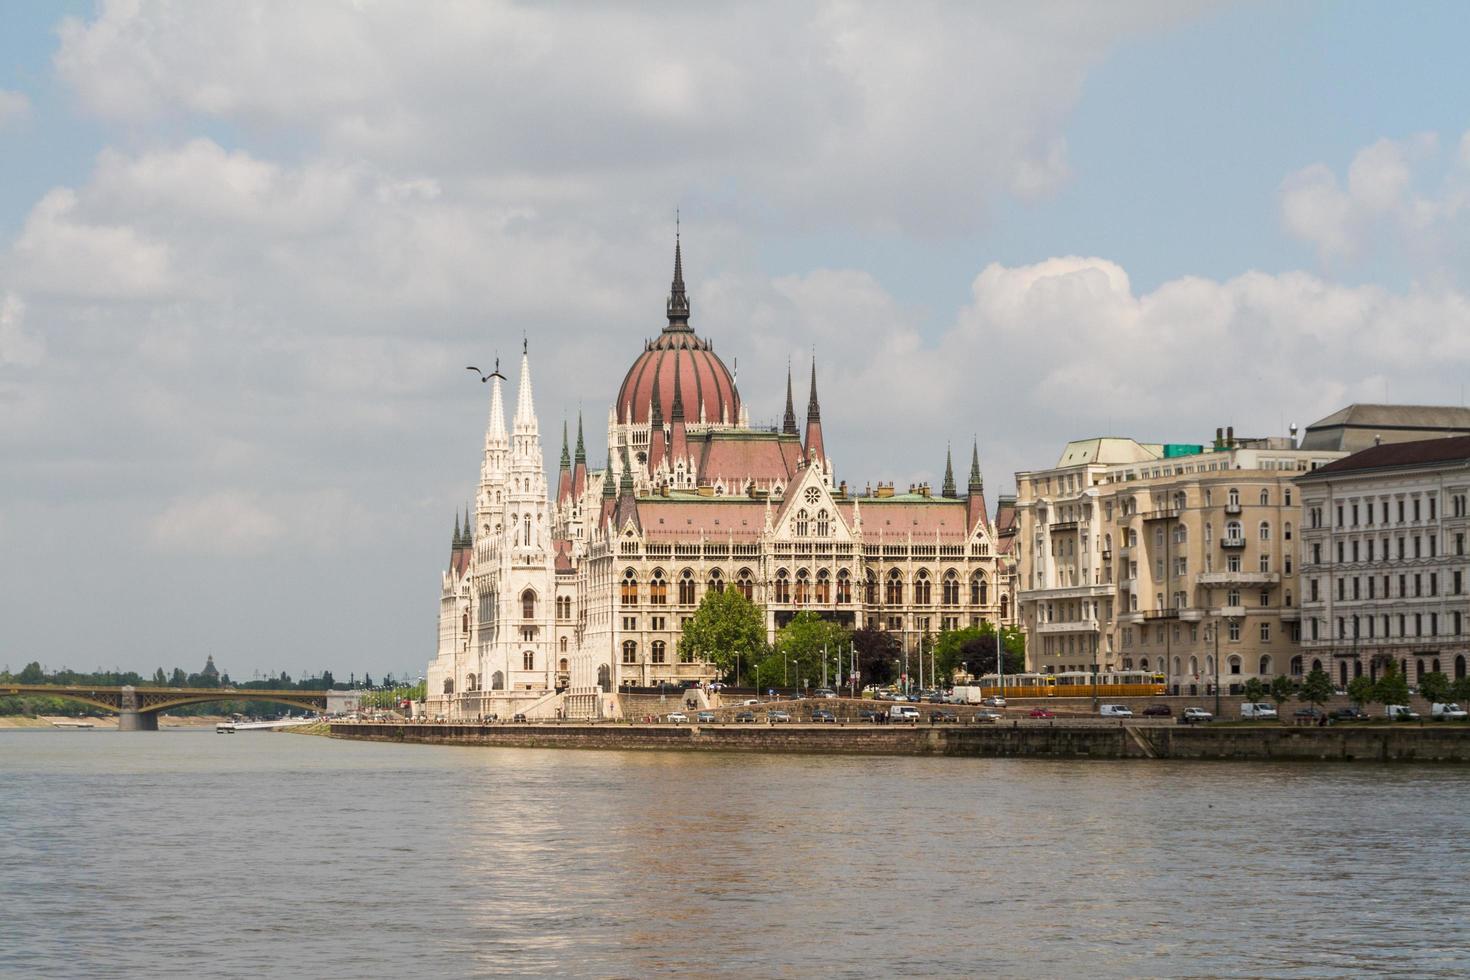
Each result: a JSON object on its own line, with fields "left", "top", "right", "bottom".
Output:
{"left": 522, "top": 589, "right": 536, "bottom": 619}
{"left": 836, "top": 569, "right": 852, "bottom": 603}
{"left": 622, "top": 569, "right": 639, "bottom": 606}
{"left": 914, "top": 570, "right": 932, "bottom": 605}
{"left": 621, "top": 641, "right": 637, "bottom": 664}
{"left": 1228, "top": 620, "right": 1241, "bottom": 642}
{"left": 816, "top": 509, "right": 830, "bottom": 537}
{"left": 651, "top": 641, "right": 666, "bottom": 664}
{"left": 523, "top": 651, "right": 535, "bottom": 671}
{"left": 1229, "top": 655, "right": 1242, "bottom": 675}
{"left": 708, "top": 568, "right": 725, "bottom": 593}
{"left": 886, "top": 570, "right": 904, "bottom": 605}
{"left": 649, "top": 569, "right": 668, "bottom": 605}
{"left": 942, "top": 570, "right": 960, "bottom": 605}
{"left": 736, "top": 568, "right": 754, "bottom": 600}
{"left": 1260, "top": 622, "right": 1270, "bottom": 642}
{"left": 775, "top": 569, "right": 791, "bottom": 603}
{"left": 816, "top": 569, "right": 831, "bottom": 604}
{"left": 794, "top": 569, "right": 810, "bottom": 605}
{"left": 971, "top": 573, "right": 988, "bottom": 605}
{"left": 1258, "top": 521, "right": 1271, "bottom": 541}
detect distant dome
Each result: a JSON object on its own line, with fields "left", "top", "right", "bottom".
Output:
{"left": 615, "top": 238, "right": 740, "bottom": 426}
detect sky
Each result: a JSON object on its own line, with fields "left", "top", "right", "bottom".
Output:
{"left": 3, "top": 1, "right": 1469, "bottom": 682}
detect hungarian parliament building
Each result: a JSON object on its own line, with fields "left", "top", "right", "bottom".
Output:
{"left": 425, "top": 241, "right": 1012, "bottom": 720}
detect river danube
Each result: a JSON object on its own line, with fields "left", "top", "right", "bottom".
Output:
{"left": 3, "top": 730, "right": 1467, "bottom": 978}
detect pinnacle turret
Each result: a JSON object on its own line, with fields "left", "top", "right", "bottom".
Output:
{"left": 666, "top": 221, "right": 691, "bottom": 331}
{"left": 782, "top": 364, "right": 797, "bottom": 436}
{"left": 942, "top": 445, "right": 956, "bottom": 497}
{"left": 464, "top": 505, "right": 472, "bottom": 544}
{"left": 806, "top": 358, "right": 820, "bottom": 422}
{"left": 603, "top": 458, "right": 616, "bottom": 498}
{"left": 969, "top": 439, "right": 984, "bottom": 493}
{"left": 574, "top": 412, "right": 586, "bottom": 465}
{"left": 619, "top": 445, "right": 635, "bottom": 497}
{"left": 453, "top": 512, "right": 462, "bottom": 548}
{"left": 559, "top": 420, "right": 571, "bottom": 470}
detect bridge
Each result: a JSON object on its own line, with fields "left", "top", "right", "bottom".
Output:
{"left": 0, "top": 684, "right": 328, "bottom": 731}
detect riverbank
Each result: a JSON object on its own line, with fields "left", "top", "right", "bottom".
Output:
{"left": 0, "top": 713, "right": 233, "bottom": 730}
{"left": 326, "top": 719, "right": 1470, "bottom": 761}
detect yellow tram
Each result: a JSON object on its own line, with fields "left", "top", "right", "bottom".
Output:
{"left": 960, "top": 670, "right": 1165, "bottom": 700}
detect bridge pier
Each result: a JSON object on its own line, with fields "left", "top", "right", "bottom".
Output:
{"left": 118, "top": 710, "right": 159, "bottom": 732}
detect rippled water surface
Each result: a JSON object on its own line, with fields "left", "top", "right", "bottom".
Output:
{"left": 3, "top": 730, "right": 1469, "bottom": 978}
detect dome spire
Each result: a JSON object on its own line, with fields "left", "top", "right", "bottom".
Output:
{"left": 665, "top": 212, "right": 691, "bottom": 331}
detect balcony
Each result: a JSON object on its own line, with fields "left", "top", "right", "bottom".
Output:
{"left": 1143, "top": 507, "right": 1180, "bottom": 521}
{"left": 1215, "top": 605, "right": 1247, "bottom": 618}
{"left": 1101, "top": 549, "right": 1112, "bottom": 561}
{"left": 1142, "top": 608, "right": 1179, "bottom": 620}
{"left": 1225, "top": 502, "right": 1242, "bottom": 515}
{"left": 1048, "top": 520, "right": 1079, "bottom": 533}
{"left": 1118, "top": 545, "right": 1132, "bottom": 557}
{"left": 1220, "top": 536, "right": 1247, "bottom": 549}
{"left": 1037, "top": 619, "right": 1101, "bottom": 634}
{"left": 1178, "top": 607, "right": 1205, "bottom": 622}
{"left": 1279, "top": 608, "right": 1301, "bottom": 622}
{"left": 1120, "top": 577, "right": 1138, "bottom": 592}
{"left": 1197, "top": 571, "right": 1280, "bottom": 586}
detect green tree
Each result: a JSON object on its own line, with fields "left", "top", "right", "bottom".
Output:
{"left": 930, "top": 624, "right": 1024, "bottom": 685}
{"left": 168, "top": 667, "right": 187, "bottom": 686}
{"left": 772, "top": 612, "right": 849, "bottom": 690}
{"left": 1269, "top": 675, "right": 1297, "bottom": 718}
{"left": 152, "top": 668, "right": 168, "bottom": 685}
{"left": 1374, "top": 662, "right": 1410, "bottom": 714}
{"left": 678, "top": 587, "right": 767, "bottom": 683}
{"left": 1297, "top": 668, "right": 1334, "bottom": 712}
{"left": 1451, "top": 676, "right": 1470, "bottom": 703}
{"left": 18, "top": 661, "right": 44, "bottom": 684}
{"left": 851, "top": 628, "right": 900, "bottom": 686}
{"left": 1242, "top": 677, "right": 1267, "bottom": 703}
{"left": 1347, "top": 674, "right": 1376, "bottom": 709}
{"left": 1418, "top": 671, "right": 1451, "bottom": 705}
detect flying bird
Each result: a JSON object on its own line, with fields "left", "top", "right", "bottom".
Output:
{"left": 465, "top": 358, "right": 505, "bottom": 383}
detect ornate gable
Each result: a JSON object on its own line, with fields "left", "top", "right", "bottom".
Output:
{"left": 774, "top": 464, "right": 852, "bottom": 542}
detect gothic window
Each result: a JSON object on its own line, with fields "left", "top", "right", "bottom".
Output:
{"left": 816, "top": 509, "right": 830, "bottom": 537}
{"left": 913, "top": 570, "right": 932, "bottom": 605}
{"left": 466, "top": 673, "right": 477, "bottom": 691}
{"left": 736, "top": 568, "right": 754, "bottom": 600}
{"left": 651, "top": 641, "right": 666, "bottom": 664}
{"left": 524, "top": 515, "right": 531, "bottom": 546}
{"left": 442, "top": 678, "right": 454, "bottom": 695}
{"left": 678, "top": 569, "right": 697, "bottom": 605}
{"left": 775, "top": 569, "right": 791, "bottom": 603}
{"left": 491, "top": 671, "right": 504, "bottom": 690}
{"left": 707, "top": 568, "right": 724, "bottom": 594}
{"left": 522, "top": 589, "right": 536, "bottom": 619}
{"left": 816, "top": 569, "right": 831, "bottom": 603}
{"left": 805, "top": 486, "right": 821, "bottom": 505}
{"left": 622, "top": 569, "right": 639, "bottom": 606}
{"left": 942, "top": 570, "right": 960, "bottom": 605}
{"left": 999, "top": 593, "right": 1009, "bottom": 618}
{"left": 794, "top": 509, "right": 810, "bottom": 537}
{"left": 559, "top": 658, "right": 569, "bottom": 673}
{"left": 971, "top": 572, "right": 988, "bottom": 605}
{"left": 649, "top": 569, "right": 668, "bottom": 605}
{"left": 865, "top": 570, "right": 878, "bottom": 604}
{"left": 885, "top": 569, "right": 903, "bottom": 605}
{"left": 523, "top": 651, "right": 535, "bottom": 670}
{"left": 680, "top": 645, "right": 694, "bottom": 663}
{"left": 836, "top": 569, "right": 851, "bottom": 604}
{"left": 794, "top": 569, "right": 810, "bottom": 605}
{"left": 622, "top": 641, "right": 637, "bottom": 664}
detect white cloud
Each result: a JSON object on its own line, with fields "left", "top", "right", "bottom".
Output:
{"left": 0, "top": 293, "right": 43, "bottom": 367}
{"left": 0, "top": 89, "right": 30, "bottom": 127}
{"left": 149, "top": 491, "right": 285, "bottom": 556}
{"left": 1280, "top": 131, "right": 1470, "bottom": 278}
{"left": 52, "top": 0, "right": 1204, "bottom": 233}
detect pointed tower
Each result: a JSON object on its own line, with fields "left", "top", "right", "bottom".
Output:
{"left": 804, "top": 357, "right": 825, "bottom": 469}
{"left": 669, "top": 363, "right": 689, "bottom": 466}
{"left": 941, "top": 445, "right": 956, "bottom": 498}
{"left": 557, "top": 420, "right": 572, "bottom": 504}
{"left": 463, "top": 505, "right": 473, "bottom": 545}
{"left": 453, "top": 512, "right": 462, "bottom": 549}
{"left": 647, "top": 367, "right": 667, "bottom": 476}
{"left": 969, "top": 439, "right": 983, "bottom": 495}
{"left": 619, "top": 445, "right": 636, "bottom": 497}
{"left": 966, "top": 438, "right": 989, "bottom": 532}
{"left": 603, "top": 457, "right": 617, "bottom": 499}
{"left": 477, "top": 356, "right": 510, "bottom": 537}
{"left": 781, "top": 364, "right": 798, "bottom": 436}
{"left": 666, "top": 223, "right": 691, "bottom": 331}
{"left": 572, "top": 412, "right": 588, "bottom": 499}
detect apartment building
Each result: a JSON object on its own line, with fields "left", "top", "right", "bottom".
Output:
{"left": 1016, "top": 431, "right": 1344, "bottom": 693}
{"left": 1294, "top": 435, "right": 1470, "bottom": 688}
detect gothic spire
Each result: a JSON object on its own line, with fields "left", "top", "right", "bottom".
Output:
{"left": 513, "top": 344, "right": 536, "bottom": 429}
{"left": 669, "top": 362, "right": 685, "bottom": 423}
{"left": 464, "top": 505, "right": 472, "bottom": 545}
{"left": 453, "top": 512, "right": 462, "bottom": 548}
{"left": 942, "top": 445, "right": 956, "bottom": 498}
{"left": 619, "top": 445, "right": 635, "bottom": 497}
{"left": 969, "top": 438, "right": 984, "bottom": 493}
{"left": 603, "top": 457, "right": 616, "bottom": 498}
{"left": 486, "top": 355, "right": 507, "bottom": 447}
{"left": 782, "top": 363, "right": 797, "bottom": 436}
{"left": 666, "top": 218, "right": 691, "bottom": 331}
{"left": 559, "top": 419, "right": 571, "bottom": 470}
{"left": 574, "top": 412, "right": 586, "bottom": 465}
{"left": 806, "top": 356, "right": 820, "bottom": 422}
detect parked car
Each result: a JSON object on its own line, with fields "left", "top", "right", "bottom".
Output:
{"left": 1330, "top": 706, "right": 1370, "bottom": 723}
{"left": 1293, "top": 707, "right": 1324, "bottom": 722}
{"left": 1240, "top": 702, "right": 1278, "bottom": 720}
{"left": 889, "top": 705, "right": 920, "bottom": 722}
{"left": 1431, "top": 702, "right": 1468, "bottom": 720}
{"left": 975, "top": 710, "right": 1002, "bottom": 724}
{"left": 766, "top": 709, "right": 792, "bottom": 723}
{"left": 734, "top": 710, "right": 756, "bottom": 723}
{"left": 1141, "top": 704, "right": 1172, "bottom": 717}
{"left": 857, "top": 707, "right": 883, "bottom": 722}
{"left": 1385, "top": 704, "right": 1420, "bottom": 721}
{"left": 695, "top": 711, "right": 717, "bottom": 723}
{"left": 1099, "top": 704, "right": 1134, "bottom": 718}
{"left": 811, "top": 708, "right": 837, "bottom": 723}
{"left": 666, "top": 711, "right": 688, "bottom": 723}
{"left": 929, "top": 709, "right": 959, "bottom": 723}
{"left": 512, "top": 713, "right": 527, "bottom": 723}
{"left": 1179, "top": 707, "right": 1213, "bottom": 724}
{"left": 814, "top": 688, "right": 838, "bottom": 699}
{"left": 983, "top": 696, "right": 1007, "bottom": 708}
{"left": 1028, "top": 707, "right": 1055, "bottom": 719}
{"left": 741, "top": 699, "right": 761, "bottom": 706}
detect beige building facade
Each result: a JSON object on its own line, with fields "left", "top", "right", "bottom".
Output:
{"left": 1016, "top": 432, "right": 1345, "bottom": 693}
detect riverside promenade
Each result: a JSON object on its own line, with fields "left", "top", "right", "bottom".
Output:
{"left": 326, "top": 718, "right": 1470, "bottom": 762}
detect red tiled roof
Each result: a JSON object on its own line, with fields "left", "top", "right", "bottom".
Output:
{"left": 696, "top": 432, "right": 800, "bottom": 487}
{"left": 836, "top": 497, "right": 972, "bottom": 541}
{"left": 636, "top": 499, "right": 766, "bottom": 540}
{"left": 554, "top": 539, "right": 574, "bottom": 573}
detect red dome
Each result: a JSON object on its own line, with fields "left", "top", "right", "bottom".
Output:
{"left": 616, "top": 335, "right": 740, "bottom": 426}
{"left": 617, "top": 236, "right": 741, "bottom": 426}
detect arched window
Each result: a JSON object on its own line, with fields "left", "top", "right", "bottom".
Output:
{"left": 736, "top": 568, "right": 754, "bottom": 600}
{"left": 466, "top": 672, "right": 477, "bottom": 691}
{"left": 1259, "top": 655, "right": 1272, "bottom": 676}
{"left": 1226, "top": 520, "right": 1243, "bottom": 541}
{"left": 1457, "top": 655, "right": 1467, "bottom": 680}
{"left": 621, "top": 569, "right": 638, "bottom": 606}
{"left": 462, "top": 611, "right": 469, "bottom": 633}
{"left": 649, "top": 569, "right": 668, "bottom": 605}
{"left": 1174, "top": 491, "right": 1186, "bottom": 510}
{"left": 794, "top": 509, "right": 810, "bottom": 537}
{"left": 524, "top": 514, "right": 531, "bottom": 547}
{"left": 651, "top": 641, "right": 666, "bottom": 664}
{"left": 1258, "top": 521, "right": 1271, "bottom": 541}
{"left": 1173, "top": 523, "right": 1187, "bottom": 545}
{"left": 816, "top": 509, "right": 830, "bottom": 537}
{"left": 622, "top": 641, "right": 637, "bottom": 664}
{"left": 443, "top": 678, "right": 455, "bottom": 695}
{"left": 913, "top": 570, "right": 932, "bottom": 605}
{"left": 559, "top": 636, "right": 568, "bottom": 653}
{"left": 865, "top": 570, "right": 878, "bottom": 604}
{"left": 794, "top": 569, "right": 810, "bottom": 605}
{"left": 885, "top": 569, "right": 903, "bottom": 605}
{"left": 678, "top": 569, "right": 697, "bottom": 605}
{"left": 1289, "top": 655, "right": 1302, "bottom": 675}
{"left": 999, "top": 594, "right": 1009, "bottom": 619}
{"left": 491, "top": 671, "right": 504, "bottom": 690}
{"left": 1139, "top": 658, "right": 1149, "bottom": 670}
{"left": 836, "top": 569, "right": 851, "bottom": 603}
{"left": 1189, "top": 656, "right": 1199, "bottom": 676}
{"left": 971, "top": 572, "right": 988, "bottom": 605}
{"left": 1228, "top": 488, "right": 1240, "bottom": 508}
{"left": 1311, "top": 658, "right": 1322, "bottom": 674}
{"left": 816, "top": 569, "right": 831, "bottom": 603}
{"left": 1259, "top": 489, "right": 1269, "bottom": 506}
{"left": 522, "top": 588, "right": 536, "bottom": 619}
{"left": 558, "top": 658, "right": 569, "bottom": 673}
{"left": 707, "top": 568, "right": 724, "bottom": 593}
{"left": 942, "top": 570, "right": 960, "bottom": 605}
{"left": 597, "top": 664, "right": 611, "bottom": 692}
{"left": 523, "top": 651, "right": 535, "bottom": 671}
{"left": 1228, "top": 655, "right": 1241, "bottom": 675}
{"left": 774, "top": 569, "right": 791, "bottom": 603}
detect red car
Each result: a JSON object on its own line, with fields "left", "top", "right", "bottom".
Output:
{"left": 1028, "top": 708, "right": 1055, "bottom": 719}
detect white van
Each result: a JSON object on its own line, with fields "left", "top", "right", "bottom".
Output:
{"left": 888, "top": 705, "right": 920, "bottom": 722}
{"left": 1431, "top": 702, "right": 1468, "bottom": 720}
{"left": 1099, "top": 704, "right": 1134, "bottom": 718}
{"left": 1240, "top": 702, "right": 1277, "bottom": 720}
